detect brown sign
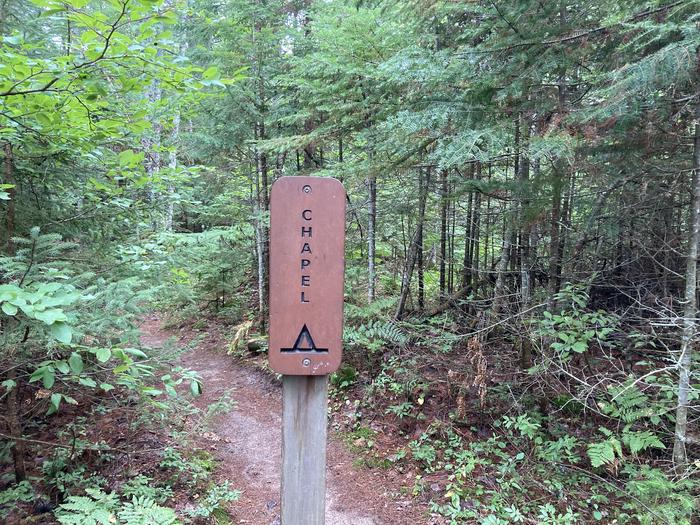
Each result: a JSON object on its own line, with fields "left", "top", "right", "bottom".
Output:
{"left": 269, "top": 176, "right": 345, "bottom": 375}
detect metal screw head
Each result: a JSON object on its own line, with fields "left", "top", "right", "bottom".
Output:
{"left": 303, "top": 185, "right": 312, "bottom": 194}
{"left": 302, "top": 358, "right": 311, "bottom": 367}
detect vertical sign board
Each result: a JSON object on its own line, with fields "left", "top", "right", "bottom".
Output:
{"left": 269, "top": 176, "right": 345, "bottom": 375}
{"left": 269, "top": 176, "right": 345, "bottom": 525}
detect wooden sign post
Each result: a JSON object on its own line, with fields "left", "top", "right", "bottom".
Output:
{"left": 269, "top": 176, "right": 345, "bottom": 525}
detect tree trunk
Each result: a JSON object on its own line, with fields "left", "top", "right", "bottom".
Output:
{"left": 491, "top": 221, "right": 514, "bottom": 318}
{"left": 4, "top": 141, "right": 15, "bottom": 254}
{"left": 396, "top": 168, "right": 431, "bottom": 320}
{"left": 548, "top": 166, "right": 564, "bottom": 307}
{"left": 673, "top": 98, "right": 700, "bottom": 469}
{"left": 143, "top": 79, "right": 162, "bottom": 229}
{"left": 439, "top": 169, "right": 448, "bottom": 298}
{"left": 2, "top": 142, "right": 24, "bottom": 482}
{"left": 518, "top": 115, "right": 532, "bottom": 307}
{"left": 461, "top": 164, "right": 475, "bottom": 290}
{"left": 165, "top": 112, "right": 180, "bottom": 232}
{"left": 253, "top": 155, "right": 267, "bottom": 330}
{"left": 471, "top": 163, "right": 482, "bottom": 289}
{"left": 256, "top": 119, "right": 270, "bottom": 332}
{"left": 367, "top": 173, "right": 377, "bottom": 303}
{"left": 448, "top": 183, "right": 456, "bottom": 294}
{"left": 6, "top": 365, "right": 25, "bottom": 482}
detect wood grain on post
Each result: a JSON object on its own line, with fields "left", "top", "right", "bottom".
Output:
{"left": 281, "top": 375, "right": 328, "bottom": 525}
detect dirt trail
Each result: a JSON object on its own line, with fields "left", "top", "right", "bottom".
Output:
{"left": 140, "top": 316, "right": 435, "bottom": 525}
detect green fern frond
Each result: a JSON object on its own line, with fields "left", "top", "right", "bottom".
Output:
{"left": 587, "top": 437, "right": 622, "bottom": 468}
{"left": 623, "top": 430, "right": 665, "bottom": 455}
{"left": 56, "top": 489, "right": 119, "bottom": 525}
{"left": 118, "top": 496, "right": 179, "bottom": 525}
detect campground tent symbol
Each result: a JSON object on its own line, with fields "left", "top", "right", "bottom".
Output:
{"left": 281, "top": 324, "right": 328, "bottom": 353}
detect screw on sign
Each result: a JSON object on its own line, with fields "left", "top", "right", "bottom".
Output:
{"left": 268, "top": 176, "right": 346, "bottom": 525}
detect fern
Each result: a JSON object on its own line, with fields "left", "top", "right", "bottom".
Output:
{"left": 56, "top": 490, "right": 179, "bottom": 525}
{"left": 623, "top": 430, "right": 665, "bottom": 456}
{"left": 587, "top": 429, "right": 623, "bottom": 468}
{"left": 601, "top": 381, "right": 649, "bottom": 424}
{"left": 344, "top": 320, "right": 409, "bottom": 351}
{"left": 118, "top": 496, "right": 179, "bottom": 525}
{"left": 56, "top": 488, "right": 119, "bottom": 525}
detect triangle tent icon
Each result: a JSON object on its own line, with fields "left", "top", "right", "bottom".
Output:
{"left": 281, "top": 324, "right": 328, "bottom": 353}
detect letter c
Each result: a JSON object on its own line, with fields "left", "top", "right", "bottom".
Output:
{"left": 302, "top": 209, "right": 312, "bottom": 220}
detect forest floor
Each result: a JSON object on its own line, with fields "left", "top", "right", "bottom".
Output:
{"left": 140, "top": 314, "right": 440, "bottom": 525}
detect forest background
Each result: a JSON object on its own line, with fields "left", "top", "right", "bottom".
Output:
{"left": 0, "top": 0, "right": 699, "bottom": 523}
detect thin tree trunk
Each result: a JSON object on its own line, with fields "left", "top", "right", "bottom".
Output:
{"left": 471, "top": 163, "right": 482, "bottom": 288}
{"left": 368, "top": 173, "right": 377, "bottom": 303}
{"left": 143, "top": 79, "right": 162, "bottom": 229}
{"left": 165, "top": 112, "right": 180, "bottom": 232}
{"left": 484, "top": 165, "right": 491, "bottom": 279}
{"left": 396, "top": 168, "right": 431, "bottom": 320}
{"left": 2, "top": 142, "right": 24, "bottom": 482}
{"left": 549, "top": 10, "right": 568, "bottom": 306}
{"left": 556, "top": 170, "right": 574, "bottom": 292}
{"left": 252, "top": 155, "right": 266, "bottom": 329}
{"left": 4, "top": 142, "right": 15, "bottom": 253}
{"left": 518, "top": 115, "right": 532, "bottom": 308}
{"left": 418, "top": 168, "right": 429, "bottom": 311}
{"left": 673, "top": 98, "right": 700, "bottom": 468}
{"left": 517, "top": 115, "right": 534, "bottom": 369}
{"left": 448, "top": 183, "right": 456, "bottom": 294}
{"left": 439, "top": 169, "right": 448, "bottom": 298}
{"left": 461, "top": 164, "right": 475, "bottom": 289}
{"left": 548, "top": 166, "right": 564, "bottom": 307}
{"left": 491, "top": 221, "right": 514, "bottom": 318}
{"left": 6, "top": 365, "right": 25, "bottom": 482}
{"left": 256, "top": 118, "right": 270, "bottom": 332}
{"left": 491, "top": 138, "right": 518, "bottom": 319}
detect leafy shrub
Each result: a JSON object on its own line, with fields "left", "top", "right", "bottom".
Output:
{"left": 121, "top": 475, "right": 173, "bottom": 504}
{"left": 0, "top": 481, "right": 34, "bottom": 519}
{"left": 185, "top": 481, "right": 240, "bottom": 518}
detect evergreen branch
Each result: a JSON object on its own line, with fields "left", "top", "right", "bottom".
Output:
{"left": 459, "top": 1, "right": 686, "bottom": 56}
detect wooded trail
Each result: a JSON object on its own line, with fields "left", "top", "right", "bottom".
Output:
{"left": 140, "top": 316, "right": 434, "bottom": 525}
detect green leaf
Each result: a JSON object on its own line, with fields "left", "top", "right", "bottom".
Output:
{"left": 2, "top": 379, "right": 16, "bottom": 391}
{"left": 190, "top": 380, "right": 202, "bottom": 396}
{"left": 123, "top": 347, "right": 147, "bottom": 358}
{"left": 142, "top": 387, "right": 163, "bottom": 396}
{"left": 34, "top": 308, "right": 67, "bottom": 325}
{"left": 100, "top": 383, "right": 115, "bottom": 392}
{"left": 49, "top": 393, "right": 62, "bottom": 414}
{"left": 202, "top": 65, "right": 219, "bottom": 80}
{"left": 55, "top": 360, "right": 70, "bottom": 374}
{"left": 42, "top": 367, "right": 55, "bottom": 389}
{"left": 1, "top": 302, "right": 18, "bottom": 316}
{"left": 50, "top": 322, "right": 72, "bottom": 344}
{"left": 29, "top": 367, "right": 46, "bottom": 383}
{"left": 95, "top": 348, "right": 111, "bottom": 363}
{"left": 78, "top": 377, "right": 97, "bottom": 388}
{"left": 68, "top": 352, "right": 83, "bottom": 374}
{"left": 572, "top": 341, "right": 588, "bottom": 353}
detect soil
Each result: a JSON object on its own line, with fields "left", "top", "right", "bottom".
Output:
{"left": 139, "top": 315, "right": 440, "bottom": 525}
